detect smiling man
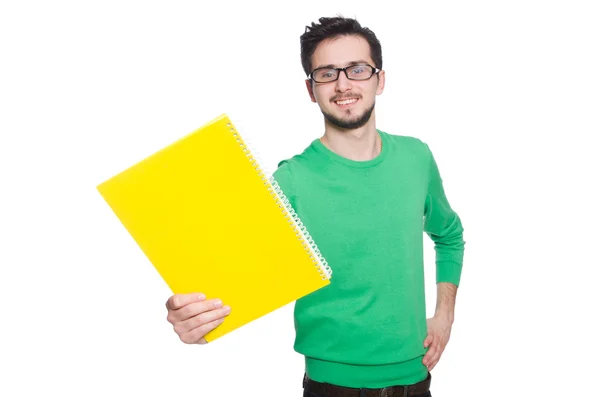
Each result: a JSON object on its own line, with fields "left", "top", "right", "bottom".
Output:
{"left": 305, "top": 35, "right": 383, "bottom": 133}
{"left": 276, "top": 17, "right": 465, "bottom": 397}
{"left": 164, "top": 16, "right": 465, "bottom": 397}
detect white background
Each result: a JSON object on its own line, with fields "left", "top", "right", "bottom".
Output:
{"left": 1, "top": 1, "right": 598, "bottom": 396}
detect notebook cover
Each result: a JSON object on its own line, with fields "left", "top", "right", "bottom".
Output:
{"left": 97, "top": 114, "right": 330, "bottom": 342}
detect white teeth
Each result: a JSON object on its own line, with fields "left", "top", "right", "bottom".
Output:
{"left": 335, "top": 98, "right": 357, "bottom": 105}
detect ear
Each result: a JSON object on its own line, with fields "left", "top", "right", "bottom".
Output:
{"left": 376, "top": 70, "right": 385, "bottom": 96}
{"left": 305, "top": 79, "right": 317, "bottom": 103}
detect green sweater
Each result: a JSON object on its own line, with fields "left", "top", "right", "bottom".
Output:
{"left": 272, "top": 130, "right": 465, "bottom": 388}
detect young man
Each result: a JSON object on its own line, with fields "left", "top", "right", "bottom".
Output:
{"left": 165, "top": 16, "right": 465, "bottom": 397}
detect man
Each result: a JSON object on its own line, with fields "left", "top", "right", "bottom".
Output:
{"left": 165, "top": 16, "right": 465, "bottom": 397}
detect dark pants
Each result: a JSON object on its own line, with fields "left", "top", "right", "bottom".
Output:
{"left": 304, "top": 392, "right": 432, "bottom": 397}
{"left": 302, "top": 372, "right": 433, "bottom": 397}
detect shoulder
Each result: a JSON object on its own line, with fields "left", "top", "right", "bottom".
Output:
{"left": 380, "top": 130, "right": 432, "bottom": 159}
{"left": 274, "top": 153, "right": 301, "bottom": 179}
{"left": 383, "top": 131, "right": 425, "bottom": 146}
{"left": 272, "top": 141, "right": 317, "bottom": 196}
{"left": 273, "top": 141, "right": 319, "bottom": 178}
{"left": 272, "top": 158, "right": 293, "bottom": 183}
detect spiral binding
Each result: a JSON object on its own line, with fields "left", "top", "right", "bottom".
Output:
{"left": 226, "top": 121, "right": 332, "bottom": 281}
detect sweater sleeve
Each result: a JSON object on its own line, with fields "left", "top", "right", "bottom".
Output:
{"left": 272, "top": 160, "right": 296, "bottom": 208}
{"left": 423, "top": 143, "right": 465, "bottom": 287}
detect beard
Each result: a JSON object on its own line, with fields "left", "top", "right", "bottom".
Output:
{"left": 321, "top": 100, "right": 376, "bottom": 130}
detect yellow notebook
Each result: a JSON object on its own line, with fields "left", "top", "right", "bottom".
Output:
{"left": 97, "top": 114, "right": 331, "bottom": 342}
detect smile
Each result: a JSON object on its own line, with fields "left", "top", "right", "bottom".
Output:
{"left": 334, "top": 98, "right": 358, "bottom": 106}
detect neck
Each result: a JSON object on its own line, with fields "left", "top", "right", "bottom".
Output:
{"left": 321, "top": 115, "right": 381, "bottom": 161}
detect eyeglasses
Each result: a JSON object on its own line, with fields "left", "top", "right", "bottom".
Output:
{"left": 309, "top": 64, "right": 380, "bottom": 83}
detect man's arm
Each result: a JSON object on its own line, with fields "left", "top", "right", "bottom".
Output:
{"left": 423, "top": 282, "right": 457, "bottom": 371}
{"left": 421, "top": 142, "right": 465, "bottom": 371}
{"left": 422, "top": 142, "right": 465, "bottom": 287}
{"left": 434, "top": 282, "right": 457, "bottom": 324}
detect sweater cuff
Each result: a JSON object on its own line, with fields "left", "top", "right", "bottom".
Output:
{"left": 436, "top": 260, "right": 462, "bottom": 287}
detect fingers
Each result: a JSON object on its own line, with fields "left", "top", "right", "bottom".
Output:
{"left": 423, "top": 333, "right": 435, "bottom": 362}
{"left": 423, "top": 342, "right": 443, "bottom": 371}
{"left": 165, "top": 293, "right": 206, "bottom": 311}
{"left": 167, "top": 298, "right": 224, "bottom": 324}
{"left": 165, "top": 293, "right": 232, "bottom": 344}
{"left": 165, "top": 294, "right": 232, "bottom": 344}
{"left": 179, "top": 298, "right": 220, "bottom": 318}
{"left": 179, "top": 317, "right": 227, "bottom": 344}
{"left": 174, "top": 304, "right": 231, "bottom": 334}
{"left": 426, "top": 353, "right": 440, "bottom": 371}
{"left": 423, "top": 334, "right": 433, "bottom": 348}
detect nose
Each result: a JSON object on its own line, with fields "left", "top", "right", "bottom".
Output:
{"left": 335, "top": 71, "right": 352, "bottom": 92}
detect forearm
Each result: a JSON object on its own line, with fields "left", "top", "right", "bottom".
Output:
{"left": 434, "top": 282, "right": 457, "bottom": 324}
{"left": 423, "top": 143, "right": 465, "bottom": 286}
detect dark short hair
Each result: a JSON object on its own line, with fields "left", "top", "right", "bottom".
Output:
{"left": 300, "top": 16, "right": 383, "bottom": 77}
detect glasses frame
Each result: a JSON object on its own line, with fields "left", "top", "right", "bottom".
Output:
{"left": 308, "top": 64, "right": 380, "bottom": 83}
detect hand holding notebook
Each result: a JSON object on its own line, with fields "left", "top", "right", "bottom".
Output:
{"left": 97, "top": 114, "right": 332, "bottom": 342}
{"left": 165, "top": 292, "right": 230, "bottom": 344}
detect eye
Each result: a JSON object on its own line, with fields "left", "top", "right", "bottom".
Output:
{"left": 317, "top": 69, "right": 336, "bottom": 79}
{"left": 350, "top": 65, "right": 367, "bottom": 74}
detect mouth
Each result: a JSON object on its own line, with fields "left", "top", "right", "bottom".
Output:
{"left": 333, "top": 98, "right": 359, "bottom": 107}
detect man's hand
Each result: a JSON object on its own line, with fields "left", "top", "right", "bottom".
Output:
{"left": 165, "top": 293, "right": 231, "bottom": 344}
{"left": 422, "top": 315, "right": 453, "bottom": 371}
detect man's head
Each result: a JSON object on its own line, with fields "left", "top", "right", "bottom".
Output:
{"left": 300, "top": 16, "right": 385, "bottom": 130}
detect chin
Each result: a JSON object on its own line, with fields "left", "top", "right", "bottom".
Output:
{"left": 322, "top": 104, "right": 375, "bottom": 130}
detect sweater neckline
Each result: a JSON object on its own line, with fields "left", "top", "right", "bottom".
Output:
{"left": 312, "top": 130, "right": 389, "bottom": 168}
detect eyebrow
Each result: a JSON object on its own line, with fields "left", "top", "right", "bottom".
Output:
{"left": 314, "top": 60, "right": 372, "bottom": 69}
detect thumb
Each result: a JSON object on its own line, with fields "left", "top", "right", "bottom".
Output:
{"left": 423, "top": 334, "right": 433, "bottom": 348}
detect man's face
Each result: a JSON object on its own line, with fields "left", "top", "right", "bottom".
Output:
{"left": 306, "top": 35, "right": 385, "bottom": 130}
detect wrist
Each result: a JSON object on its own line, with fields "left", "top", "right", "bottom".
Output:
{"left": 433, "top": 310, "right": 454, "bottom": 324}
{"left": 434, "top": 282, "right": 457, "bottom": 324}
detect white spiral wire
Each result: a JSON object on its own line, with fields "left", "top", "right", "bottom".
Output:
{"left": 226, "top": 121, "right": 332, "bottom": 280}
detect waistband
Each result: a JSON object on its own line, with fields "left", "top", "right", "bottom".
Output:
{"left": 305, "top": 356, "right": 428, "bottom": 389}
{"left": 303, "top": 371, "right": 431, "bottom": 397}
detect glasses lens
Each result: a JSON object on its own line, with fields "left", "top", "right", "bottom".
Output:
{"left": 313, "top": 68, "right": 338, "bottom": 82}
{"left": 347, "top": 65, "right": 373, "bottom": 80}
